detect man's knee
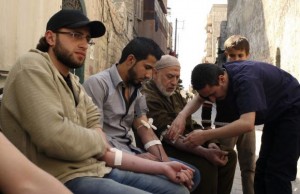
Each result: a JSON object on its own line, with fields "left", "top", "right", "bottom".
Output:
{"left": 172, "top": 185, "right": 189, "bottom": 194}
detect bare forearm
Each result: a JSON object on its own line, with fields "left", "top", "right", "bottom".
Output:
{"left": 138, "top": 128, "right": 169, "bottom": 161}
{"left": 205, "top": 114, "right": 255, "bottom": 140}
{"left": 135, "top": 116, "right": 170, "bottom": 161}
{"left": 0, "top": 133, "right": 72, "bottom": 194}
{"left": 183, "top": 113, "right": 255, "bottom": 150}
{"left": 147, "top": 144, "right": 170, "bottom": 162}
{"left": 101, "top": 148, "right": 194, "bottom": 187}
{"left": 103, "top": 150, "right": 166, "bottom": 174}
{"left": 167, "top": 137, "right": 208, "bottom": 157}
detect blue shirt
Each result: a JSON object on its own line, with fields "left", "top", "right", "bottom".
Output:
{"left": 83, "top": 64, "right": 148, "bottom": 154}
{"left": 224, "top": 60, "right": 300, "bottom": 124}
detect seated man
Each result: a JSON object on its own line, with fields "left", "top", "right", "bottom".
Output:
{"left": 83, "top": 37, "right": 200, "bottom": 192}
{"left": 142, "top": 55, "right": 237, "bottom": 194}
{"left": 0, "top": 10, "right": 192, "bottom": 194}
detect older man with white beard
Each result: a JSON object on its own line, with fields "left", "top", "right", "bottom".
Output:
{"left": 142, "top": 55, "right": 237, "bottom": 194}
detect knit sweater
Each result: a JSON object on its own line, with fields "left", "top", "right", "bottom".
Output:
{"left": 0, "top": 49, "right": 111, "bottom": 183}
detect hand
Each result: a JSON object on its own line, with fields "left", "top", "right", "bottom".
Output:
{"left": 204, "top": 148, "right": 228, "bottom": 166}
{"left": 166, "top": 113, "right": 186, "bottom": 142}
{"left": 163, "top": 161, "right": 194, "bottom": 190}
{"left": 176, "top": 169, "right": 194, "bottom": 190}
{"left": 136, "top": 152, "right": 161, "bottom": 161}
{"left": 182, "top": 129, "right": 207, "bottom": 148}
{"left": 208, "top": 142, "right": 220, "bottom": 150}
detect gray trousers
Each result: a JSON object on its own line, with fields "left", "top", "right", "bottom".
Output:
{"left": 218, "top": 129, "right": 256, "bottom": 194}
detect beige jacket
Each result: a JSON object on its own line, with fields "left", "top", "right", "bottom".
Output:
{"left": 0, "top": 49, "right": 111, "bottom": 183}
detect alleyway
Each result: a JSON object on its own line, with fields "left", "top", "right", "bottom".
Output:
{"left": 192, "top": 109, "right": 300, "bottom": 194}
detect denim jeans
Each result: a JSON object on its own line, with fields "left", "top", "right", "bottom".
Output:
{"left": 65, "top": 168, "right": 189, "bottom": 194}
{"left": 65, "top": 176, "right": 150, "bottom": 194}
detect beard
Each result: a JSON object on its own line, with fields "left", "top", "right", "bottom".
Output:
{"left": 155, "top": 78, "right": 175, "bottom": 97}
{"left": 127, "top": 63, "right": 143, "bottom": 87}
{"left": 53, "top": 38, "right": 85, "bottom": 69}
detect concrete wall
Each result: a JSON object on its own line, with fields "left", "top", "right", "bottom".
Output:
{"left": 227, "top": 0, "right": 300, "bottom": 80}
{"left": 0, "top": 0, "right": 136, "bottom": 83}
{"left": 0, "top": 0, "right": 61, "bottom": 71}
{"left": 0, "top": 0, "right": 61, "bottom": 88}
{"left": 204, "top": 4, "right": 227, "bottom": 63}
{"left": 0, "top": 0, "right": 172, "bottom": 83}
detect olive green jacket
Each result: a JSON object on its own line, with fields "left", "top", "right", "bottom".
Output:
{"left": 142, "top": 80, "right": 198, "bottom": 136}
{"left": 0, "top": 49, "right": 111, "bottom": 183}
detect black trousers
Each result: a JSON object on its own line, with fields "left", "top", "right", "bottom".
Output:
{"left": 163, "top": 143, "right": 237, "bottom": 194}
{"left": 255, "top": 109, "right": 300, "bottom": 194}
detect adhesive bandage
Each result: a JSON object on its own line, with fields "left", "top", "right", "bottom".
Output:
{"left": 109, "top": 148, "right": 123, "bottom": 166}
{"left": 144, "top": 140, "right": 162, "bottom": 150}
{"left": 140, "top": 118, "right": 157, "bottom": 130}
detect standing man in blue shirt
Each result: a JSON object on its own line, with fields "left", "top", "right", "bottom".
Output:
{"left": 169, "top": 61, "right": 300, "bottom": 194}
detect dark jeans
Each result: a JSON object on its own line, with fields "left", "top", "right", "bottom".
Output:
{"left": 254, "top": 110, "right": 300, "bottom": 194}
{"left": 164, "top": 143, "right": 237, "bottom": 194}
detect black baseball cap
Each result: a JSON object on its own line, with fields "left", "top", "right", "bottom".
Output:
{"left": 46, "top": 9, "right": 106, "bottom": 38}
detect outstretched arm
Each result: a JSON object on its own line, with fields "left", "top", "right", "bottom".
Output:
{"left": 94, "top": 128, "right": 194, "bottom": 189}
{"left": 164, "top": 136, "right": 228, "bottom": 166}
{"left": 133, "top": 115, "right": 170, "bottom": 162}
{"left": 0, "top": 133, "right": 72, "bottom": 194}
{"left": 100, "top": 147, "right": 194, "bottom": 190}
{"left": 183, "top": 112, "right": 256, "bottom": 147}
{"left": 167, "top": 94, "right": 205, "bottom": 141}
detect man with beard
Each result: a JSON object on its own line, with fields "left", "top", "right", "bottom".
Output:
{"left": 83, "top": 37, "right": 200, "bottom": 192}
{"left": 0, "top": 10, "right": 194, "bottom": 194}
{"left": 142, "top": 55, "right": 237, "bottom": 194}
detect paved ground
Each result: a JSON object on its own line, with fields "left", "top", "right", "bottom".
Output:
{"left": 192, "top": 109, "right": 300, "bottom": 194}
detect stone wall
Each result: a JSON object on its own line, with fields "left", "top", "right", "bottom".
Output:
{"left": 84, "top": 0, "right": 135, "bottom": 78}
{"left": 0, "top": 0, "right": 136, "bottom": 82}
{"left": 226, "top": 0, "right": 300, "bottom": 80}
{"left": 0, "top": 0, "right": 171, "bottom": 82}
{"left": 204, "top": 4, "right": 227, "bottom": 63}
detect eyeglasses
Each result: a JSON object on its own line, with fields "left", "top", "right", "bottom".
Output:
{"left": 54, "top": 31, "right": 95, "bottom": 46}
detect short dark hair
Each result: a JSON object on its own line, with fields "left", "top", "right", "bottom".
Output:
{"left": 191, "top": 63, "right": 225, "bottom": 90}
{"left": 119, "top": 37, "right": 164, "bottom": 64}
{"left": 36, "top": 36, "right": 50, "bottom": 52}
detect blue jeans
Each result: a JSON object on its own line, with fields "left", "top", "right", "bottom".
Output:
{"left": 65, "top": 175, "right": 150, "bottom": 194}
{"left": 65, "top": 168, "right": 189, "bottom": 194}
